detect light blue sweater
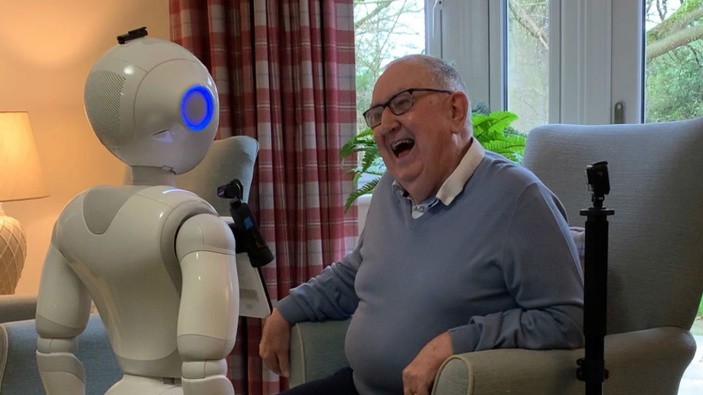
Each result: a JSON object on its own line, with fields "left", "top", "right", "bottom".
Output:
{"left": 277, "top": 150, "right": 585, "bottom": 395}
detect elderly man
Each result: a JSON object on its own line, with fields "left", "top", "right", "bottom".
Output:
{"left": 260, "top": 54, "right": 584, "bottom": 395}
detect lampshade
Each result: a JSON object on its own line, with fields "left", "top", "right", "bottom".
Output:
{"left": 0, "top": 111, "right": 49, "bottom": 202}
{"left": 0, "top": 111, "right": 48, "bottom": 294}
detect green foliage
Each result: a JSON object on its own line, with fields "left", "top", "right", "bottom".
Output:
{"left": 472, "top": 111, "right": 526, "bottom": 163}
{"left": 646, "top": 0, "right": 703, "bottom": 42}
{"left": 340, "top": 106, "right": 526, "bottom": 211}
{"left": 644, "top": 1, "right": 703, "bottom": 122}
{"left": 339, "top": 128, "right": 385, "bottom": 185}
{"left": 645, "top": 40, "right": 703, "bottom": 122}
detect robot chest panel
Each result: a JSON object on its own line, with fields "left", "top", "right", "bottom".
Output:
{"left": 57, "top": 187, "right": 208, "bottom": 277}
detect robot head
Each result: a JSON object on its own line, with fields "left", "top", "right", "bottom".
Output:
{"left": 84, "top": 29, "right": 219, "bottom": 174}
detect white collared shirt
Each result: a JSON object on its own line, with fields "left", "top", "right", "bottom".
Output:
{"left": 393, "top": 138, "right": 487, "bottom": 219}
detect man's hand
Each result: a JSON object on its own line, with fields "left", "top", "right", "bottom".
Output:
{"left": 259, "top": 308, "right": 292, "bottom": 377}
{"left": 402, "top": 332, "right": 453, "bottom": 395}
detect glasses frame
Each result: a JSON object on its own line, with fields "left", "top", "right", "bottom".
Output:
{"left": 363, "top": 88, "right": 453, "bottom": 128}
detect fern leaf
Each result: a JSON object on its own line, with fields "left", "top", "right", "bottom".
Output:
{"left": 345, "top": 177, "right": 380, "bottom": 211}
{"left": 481, "top": 135, "right": 527, "bottom": 163}
{"left": 472, "top": 111, "right": 519, "bottom": 144}
{"left": 340, "top": 128, "right": 376, "bottom": 158}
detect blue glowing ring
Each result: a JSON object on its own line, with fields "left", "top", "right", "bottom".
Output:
{"left": 181, "top": 85, "right": 214, "bottom": 131}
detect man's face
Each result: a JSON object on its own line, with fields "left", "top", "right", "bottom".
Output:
{"left": 370, "top": 60, "right": 459, "bottom": 202}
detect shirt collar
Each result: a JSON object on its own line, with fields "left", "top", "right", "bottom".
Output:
{"left": 392, "top": 137, "right": 486, "bottom": 207}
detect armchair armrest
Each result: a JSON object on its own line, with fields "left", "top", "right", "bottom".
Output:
{"left": 289, "top": 319, "right": 350, "bottom": 387}
{"left": 0, "top": 295, "right": 38, "bottom": 323}
{"left": 434, "top": 327, "right": 695, "bottom": 395}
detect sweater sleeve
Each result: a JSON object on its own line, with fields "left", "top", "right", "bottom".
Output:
{"left": 449, "top": 183, "right": 585, "bottom": 353}
{"left": 275, "top": 233, "right": 363, "bottom": 324}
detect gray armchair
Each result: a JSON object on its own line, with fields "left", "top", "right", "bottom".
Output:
{"left": 176, "top": 134, "right": 259, "bottom": 212}
{"left": 289, "top": 117, "right": 703, "bottom": 394}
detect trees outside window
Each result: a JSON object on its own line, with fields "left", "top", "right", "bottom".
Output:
{"left": 506, "top": 0, "right": 550, "bottom": 132}
{"left": 354, "top": 0, "right": 425, "bottom": 134}
{"left": 645, "top": 0, "right": 703, "bottom": 122}
{"left": 505, "top": 0, "right": 703, "bottom": 127}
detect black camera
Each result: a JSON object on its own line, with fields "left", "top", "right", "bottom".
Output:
{"left": 218, "top": 178, "right": 274, "bottom": 268}
{"left": 585, "top": 161, "right": 610, "bottom": 208}
{"left": 217, "top": 180, "right": 243, "bottom": 201}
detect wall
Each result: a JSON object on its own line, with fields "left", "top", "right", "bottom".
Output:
{"left": 0, "top": 0, "right": 170, "bottom": 295}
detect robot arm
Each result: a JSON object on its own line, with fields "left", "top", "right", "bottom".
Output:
{"left": 35, "top": 241, "right": 92, "bottom": 395}
{"left": 176, "top": 213, "right": 239, "bottom": 395}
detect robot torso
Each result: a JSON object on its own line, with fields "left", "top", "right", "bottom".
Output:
{"left": 52, "top": 184, "right": 218, "bottom": 377}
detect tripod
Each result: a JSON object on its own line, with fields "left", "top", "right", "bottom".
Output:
{"left": 576, "top": 161, "right": 614, "bottom": 395}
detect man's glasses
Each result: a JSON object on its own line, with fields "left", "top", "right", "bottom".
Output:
{"left": 363, "top": 88, "right": 453, "bottom": 128}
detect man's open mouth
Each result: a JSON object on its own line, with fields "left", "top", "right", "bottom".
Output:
{"left": 392, "top": 139, "right": 415, "bottom": 157}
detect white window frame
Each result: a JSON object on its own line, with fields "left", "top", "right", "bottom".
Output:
{"left": 427, "top": 0, "right": 644, "bottom": 125}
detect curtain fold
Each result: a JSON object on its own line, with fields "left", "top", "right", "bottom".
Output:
{"left": 170, "top": 0, "right": 357, "bottom": 393}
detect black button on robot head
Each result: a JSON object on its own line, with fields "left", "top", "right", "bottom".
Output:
{"left": 117, "top": 27, "right": 148, "bottom": 44}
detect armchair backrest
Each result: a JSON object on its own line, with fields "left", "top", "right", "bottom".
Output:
{"left": 176, "top": 135, "right": 259, "bottom": 215}
{"left": 522, "top": 117, "right": 703, "bottom": 335}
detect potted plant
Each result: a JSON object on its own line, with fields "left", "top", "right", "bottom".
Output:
{"left": 340, "top": 104, "right": 527, "bottom": 211}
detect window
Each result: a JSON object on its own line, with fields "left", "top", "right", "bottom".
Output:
{"left": 354, "top": 0, "right": 426, "bottom": 134}
{"left": 431, "top": 0, "right": 645, "bottom": 127}
{"left": 352, "top": 0, "right": 427, "bottom": 191}
{"left": 506, "top": 0, "right": 550, "bottom": 132}
{"left": 644, "top": 0, "right": 703, "bottom": 123}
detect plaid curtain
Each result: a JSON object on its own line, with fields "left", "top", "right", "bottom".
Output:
{"left": 169, "top": 0, "right": 358, "bottom": 393}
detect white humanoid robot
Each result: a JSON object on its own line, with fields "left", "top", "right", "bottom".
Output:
{"left": 35, "top": 28, "right": 238, "bottom": 395}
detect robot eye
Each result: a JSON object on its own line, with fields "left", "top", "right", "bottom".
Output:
{"left": 181, "top": 85, "right": 215, "bottom": 131}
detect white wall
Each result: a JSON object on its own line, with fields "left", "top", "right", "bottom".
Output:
{"left": 0, "top": 0, "right": 170, "bottom": 295}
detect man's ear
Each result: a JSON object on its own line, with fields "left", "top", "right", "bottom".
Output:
{"left": 449, "top": 92, "right": 469, "bottom": 133}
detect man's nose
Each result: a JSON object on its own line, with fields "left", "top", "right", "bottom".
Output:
{"left": 378, "top": 106, "right": 399, "bottom": 133}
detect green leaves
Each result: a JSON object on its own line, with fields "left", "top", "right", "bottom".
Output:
{"left": 340, "top": 128, "right": 382, "bottom": 211}
{"left": 344, "top": 177, "right": 379, "bottom": 212}
{"left": 340, "top": 127, "right": 385, "bottom": 185}
{"left": 339, "top": 106, "right": 526, "bottom": 211}
{"left": 472, "top": 111, "right": 526, "bottom": 163}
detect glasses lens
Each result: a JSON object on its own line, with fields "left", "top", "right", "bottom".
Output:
{"left": 364, "top": 107, "right": 383, "bottom": 128}
{"left": 389, "top": 92, "right": 414, "bottom": 116}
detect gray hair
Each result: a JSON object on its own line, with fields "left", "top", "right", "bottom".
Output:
{"left": 385, "top": 54, "right": 473, "bottom": 131}
{"left": 388, "top": 54, "right": 469, "bottom": 95}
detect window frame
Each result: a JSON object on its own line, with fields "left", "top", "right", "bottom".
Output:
{"left": 428, "top": 0, "right": 644, "bottom": 126}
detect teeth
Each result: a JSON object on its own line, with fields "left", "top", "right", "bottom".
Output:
{"left": 392, "top": 139, "right": 413, "bottom": 151}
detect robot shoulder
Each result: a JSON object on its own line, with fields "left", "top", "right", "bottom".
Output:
{"left": 63, "top": 185, "right": 150, "bottom": 235}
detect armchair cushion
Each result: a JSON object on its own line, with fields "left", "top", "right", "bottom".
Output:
{"left": 522, "top": 118, "right": 703, "bottom": 334}
{"left": 289, "top": 319, "right": 350, "bottom": 387}
{"left": 0, "top": 314, "right": 120, "bottom": 395}
{"left": 176, "top": 135, "right": 259, "bottom": 215}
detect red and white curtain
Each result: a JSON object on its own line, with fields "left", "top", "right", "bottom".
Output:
{"left": 169, "top": 0, "right": 358, "bottom": 393}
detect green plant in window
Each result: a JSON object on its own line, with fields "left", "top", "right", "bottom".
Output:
{"left": 340, "top": 104, "right": 526, "bottom": 211}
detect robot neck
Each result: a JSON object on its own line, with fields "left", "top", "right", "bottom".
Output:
{"left": 130, "top": 166, "right": 176, "bottom": 186}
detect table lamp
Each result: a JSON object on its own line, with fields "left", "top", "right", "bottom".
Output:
{"left": 0, "top": 111, "right": 49, "bottom": 294}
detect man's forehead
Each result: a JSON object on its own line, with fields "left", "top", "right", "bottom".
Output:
{"left": 373, "top": 62, "right": 428, "bottom": 101}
